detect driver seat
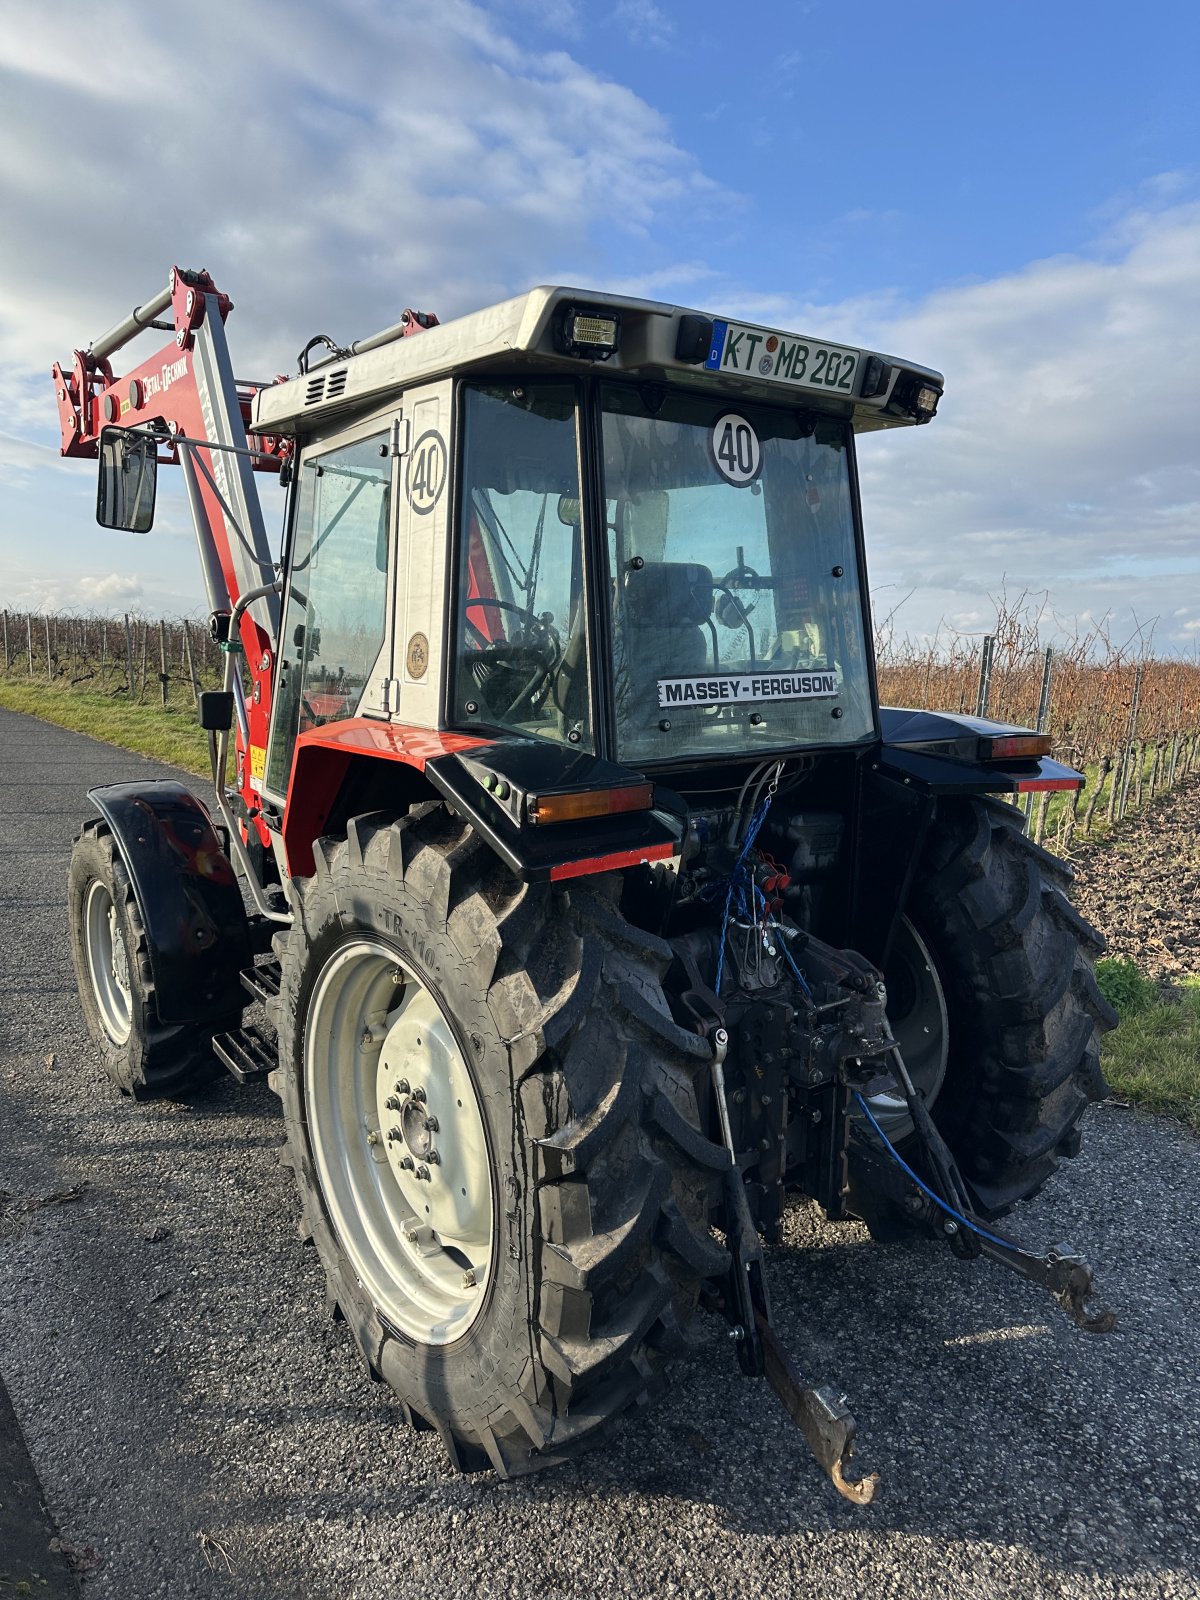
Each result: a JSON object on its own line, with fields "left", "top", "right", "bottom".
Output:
{"left": 615, "top": 561, "right": 715, "bottom": 728}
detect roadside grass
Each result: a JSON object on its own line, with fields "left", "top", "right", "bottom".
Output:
{"left": 0, "top": 677, "right": 209, "bottom": 777}
{"left": 1097, "top": 959, "right": 1200, "bottom": 1134}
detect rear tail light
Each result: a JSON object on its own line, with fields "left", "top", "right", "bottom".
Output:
{"left": 983, "top": 733, "right": 1052, "bottom": 761}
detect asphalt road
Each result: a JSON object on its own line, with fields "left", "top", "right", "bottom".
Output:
{"left": 1, "top": 706, "right": 1197, "bottom": 1600}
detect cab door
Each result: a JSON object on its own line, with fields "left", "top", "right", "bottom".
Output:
{"left": 263, "top": 410, "right": 401, "bottom": 801}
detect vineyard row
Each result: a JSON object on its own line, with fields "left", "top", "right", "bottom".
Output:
{"left": 3, "top": 606, "right": 1199, "bottom": 853}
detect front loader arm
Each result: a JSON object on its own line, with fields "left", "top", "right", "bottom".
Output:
{"left": 52, "top": 266, "right": 287, "bottom": 829}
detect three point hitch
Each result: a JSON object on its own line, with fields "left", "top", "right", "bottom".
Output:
{"left": 708, "top": 1027, "right": 1115, "bottom": 1506}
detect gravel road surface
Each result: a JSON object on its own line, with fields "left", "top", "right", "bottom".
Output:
{"left": 1, "top": 707, "right": 1197, "bottom": 1599}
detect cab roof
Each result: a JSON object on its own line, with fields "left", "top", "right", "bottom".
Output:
{"left": 251, "top": 285, "right": 944, "bottom": 437}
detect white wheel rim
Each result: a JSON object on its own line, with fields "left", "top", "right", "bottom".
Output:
{"left": 304, "top": 939, "right": 495, "bottom": 1345}
{"left": 83, "top": 879, "right": 132, "bottom": 1045}
{"left": 863, "top": 915, "right": 949, "bottom": 1141}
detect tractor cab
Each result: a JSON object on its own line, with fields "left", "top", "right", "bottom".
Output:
{"left": 251, "top": 287, "right": 944, "bottom": 799}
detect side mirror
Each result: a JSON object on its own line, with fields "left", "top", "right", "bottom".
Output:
{"left": 97, "top": 427, "right": 158, "bottom": 532}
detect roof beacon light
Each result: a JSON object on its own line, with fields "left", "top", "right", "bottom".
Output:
{"left": 557, "top": 304, "right": 621, "bottom": 360}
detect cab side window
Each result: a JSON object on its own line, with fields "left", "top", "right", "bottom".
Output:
{"left": 453, "top": 384, "right": 591, "bottom": 749}
{"left": 266, "top": 432, "right": 391, "bottom": 794}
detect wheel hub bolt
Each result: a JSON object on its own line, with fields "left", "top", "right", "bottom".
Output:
{"left": 462, "top": 1269, "right": 477, "bottom": 1289}
{"left": 399, "top": 1155, "right": 415, "bottom": 1171}
{"left": 426, "top": 1114, "right": 439, "bottom": 1133}
{"left": 416, "top": 1164, "right": 431, "bottom": 1182}
{"left": 387, "top": 1126, "right": 402, "bottom": 1143}
{"left": 412, "top": 1086, "right": 427, "bottom": 1103}
{"left": 385, "top": 1095, "right": 402, "bottom": 1111}
{"left": 395, "top": 1079, "right": 410, "bottom": 1096}
{"left": 427, "top": 1149, "right": 441, "bottom": 1165}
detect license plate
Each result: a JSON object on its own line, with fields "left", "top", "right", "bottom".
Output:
{"left": 705, "top": 319, "right": 860, "bottom": 396}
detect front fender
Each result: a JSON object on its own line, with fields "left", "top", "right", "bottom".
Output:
{"left": 88, "top": 781, "right": 251, "bottom": 1025}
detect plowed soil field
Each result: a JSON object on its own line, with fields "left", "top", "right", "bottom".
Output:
{"left": 1070, "top": 772, "right": 1200, "bottom": 981}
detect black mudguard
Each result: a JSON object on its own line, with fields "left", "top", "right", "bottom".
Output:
{"left": 850, "top": 708, "right": 1084, "bottom": 966}
{"left": 87, "top": 781, "right": 251, "bottom": 1025}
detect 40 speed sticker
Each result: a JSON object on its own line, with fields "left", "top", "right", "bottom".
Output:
{"left": 657, "top": 670, "right": 840, "bottom": 708}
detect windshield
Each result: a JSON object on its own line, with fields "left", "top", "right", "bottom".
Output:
{"left": 600, "top": 385, "right": 874, "bottom": 763}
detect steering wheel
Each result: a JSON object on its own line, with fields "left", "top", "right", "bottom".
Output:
{"left": 463, "top": 598, "right": 561, "bottom": 719}
{"left": 463, "top": 596, "right": 542, "bottom": 648}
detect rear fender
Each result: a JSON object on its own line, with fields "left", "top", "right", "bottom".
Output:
{"left": 282, "top": 720, "right": 486, "bottom": 879}
{"left": 87, "top": 781, "right": 251, "bottom": 1025}
{"left": 850, "top": 711, "right": 1083, "bottom": 966}
{"left": 878, "top": 706, "right": 1083, "bottom": 795}
{"left": 281, "top": 719, "right": 682, "bottom": 883}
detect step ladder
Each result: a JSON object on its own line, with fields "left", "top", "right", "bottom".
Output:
{"left": 212, "top": 959, "right": 281, "bottom": 1083}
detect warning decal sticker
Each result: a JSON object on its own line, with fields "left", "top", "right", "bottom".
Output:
{"left": 657, "top": 671, "right": 840, "bottom": 709}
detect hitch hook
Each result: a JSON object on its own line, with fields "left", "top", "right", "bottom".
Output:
{"left": 976, "top": 1236, "right": 1117, "bottom": 1334}
{"left": 709, "top": 1030, "right": 879, "bottom": 1504}
{"left": 756, "top": 1312, "right": 879, "bottom": 1506}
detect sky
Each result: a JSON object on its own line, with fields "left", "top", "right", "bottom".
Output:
{"left": 1, "top": 0, "right": 1198, "bottom": 650}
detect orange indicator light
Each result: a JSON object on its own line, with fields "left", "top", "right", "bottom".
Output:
{"left": 529, "top": 783, "right": 653, "bottom": 824}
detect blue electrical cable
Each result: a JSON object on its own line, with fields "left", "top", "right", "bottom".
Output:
{"left": 852, "top": 1091, "right": 1014, "bottom": 1250}
{"left": 713, "top": 793, "right": 772, "bottom": 992}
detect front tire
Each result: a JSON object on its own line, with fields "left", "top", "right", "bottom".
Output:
{"left": 273, "top": 805, "right": 727, "bottom": 1476}
{"left": 68, "top": 819, "right": 235, "bottom": 1098}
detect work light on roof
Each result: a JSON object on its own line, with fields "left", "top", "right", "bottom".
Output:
{"left": 556, "top": 303, "right": 621, "bottom": 360}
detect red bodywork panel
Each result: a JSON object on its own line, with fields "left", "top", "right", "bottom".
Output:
{"left": 549, "top": 843, "right": 675, "bottom": 881}
{"left": 1013, "top": 776, "right": 1081, "bottom": 793}
{"left": 283, "top": 719, "right": 488, "bottom": 878}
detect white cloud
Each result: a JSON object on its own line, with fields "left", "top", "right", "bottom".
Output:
{"left": 78, "top": 572, "right": 145, "bottom": 604}
{"left": 0, "top": 0, "right": 714, "bottom": 611}
{"left": 611, "top": 0, "right": 674, "bottom": 47}
{"left": 0, "top": 0, "right": 709, "bottom": 384}
{"left": 850, "top": 199, "right": 1200, "bottom": 653}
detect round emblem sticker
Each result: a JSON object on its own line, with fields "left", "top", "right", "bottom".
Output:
{"left": 406, "top": 429, "right": 447, "bottom": 515}
{"left": 406, "top": 632, "right": 430, "bottom": 679}
{"left": 710, "top": 413, "right": 762, "bottom": 487}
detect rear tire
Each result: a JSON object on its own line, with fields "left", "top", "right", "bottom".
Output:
{"left": 68, "top": 819, "right": 234, "bottom": 1098}
{"left": 273, "top": 804, "right": 727, "bottom": 1476}
{"left": 883, "top": 795, "right": 1116, "bottom": 1218}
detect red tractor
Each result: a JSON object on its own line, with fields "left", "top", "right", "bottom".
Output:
{"left": 55, "top": 269, "right": 1115, "bottom": 1498}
